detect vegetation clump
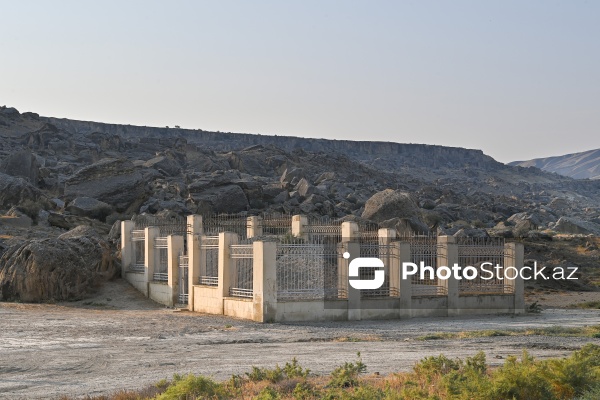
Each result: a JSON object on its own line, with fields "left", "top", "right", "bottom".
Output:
{"left": 60, "top": 344, "right": 600, "bottom": 399}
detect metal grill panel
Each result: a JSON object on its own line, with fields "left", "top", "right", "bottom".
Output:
{"left": 203, "top": 213, "right": 248, "bottom": 239}
{"left": 200, "top": 236, "right": 219, "bottom": 285}
{"left": 260, "top": 213, "right": 292, "bottom": 236}
{"left": 359, "top": 243, "right": 396, "bottom": 298}
{"left": 400, "top": 235, "right": 447, "bottom": 296}
{"left": 457, "top": 237, "right": 506, "bottom": 295}
{"left": 178, "top": 255, "right": 189, "bottom": 304}
{"left": 153, "top": 237, "right": 169, "bottom": 282}
{"left": 229, "top": 244, "right": 253, "bottom": 298}
{"left": 131, "top": 230, "right": 145, "bottom": 272}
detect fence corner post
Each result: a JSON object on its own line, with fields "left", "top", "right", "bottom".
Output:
{"left": 247, "top": 216, "right": 263, "bottom": 238}
{"left": 292, "top": 215, "right": 308, "bottom": 240}
{"left": 397, "top": 241, "right": 412, "bottom": 318}
{"left": 218, "top": 232, "right": 238, "bottom": 302}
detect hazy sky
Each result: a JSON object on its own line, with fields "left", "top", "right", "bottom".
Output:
{"left": 1, "top": 1, "right": 599, "bottom": 163}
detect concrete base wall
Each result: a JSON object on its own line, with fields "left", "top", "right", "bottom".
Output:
{"left": 410, "top": 296, "right": 449, "bottom": 318}
{"left": 125, "top": 272, "right": 148, "bottom": 296}
{"left": 193, "top": 286, "right": 223, "bottom": 314}
{"left": 275, "top": 300, "right": 348, "bottom": 322}
{"left": 224, "top": 297, "right": 254, "bottom": 319}
{"left": 149, "top": 282, "right": 172, "bottom": 307}
{"left": 455, "top": 294, "right": 514, "bottom": 316}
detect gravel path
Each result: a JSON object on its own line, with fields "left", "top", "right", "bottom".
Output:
{"left": 1, "top": 279, "right": 600, "bottom": 399}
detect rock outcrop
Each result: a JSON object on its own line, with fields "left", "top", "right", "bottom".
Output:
{"left": 0, "top": 226, "right": 119, "bottom": 302}
{"left": 361, "top": 189, "right": 420, "bottom": 223}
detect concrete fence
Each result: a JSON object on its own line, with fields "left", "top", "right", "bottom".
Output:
{"left": 121, "top": 214, "right": 525, "bottom": 322}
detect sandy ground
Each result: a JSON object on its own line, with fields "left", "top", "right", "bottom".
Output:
{"left": 2, "top": 280, "right": 600, "bottom": 399}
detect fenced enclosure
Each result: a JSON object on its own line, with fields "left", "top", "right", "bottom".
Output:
{"left": 131, "top": 230, "right": 145, "bottom": 272}
{"left": 122, "top": 213, "right": 524, "bottom": 321}
{"left": 457, "top": 237, "right": 508, "bottom": 294}
{"left": 229, "top": 243, "right": 254, "bottom": 298}
{"left": 276, "top": 238, "right": 341, "bottom": 301}
{"left": 153, "top": 237, "right": 169, "bottom": 281}
{"left": 178, "top": 255, "right": 189, "bottom": 304}
{"left": 199, "top": 236, "right": 219, "bottom": 286}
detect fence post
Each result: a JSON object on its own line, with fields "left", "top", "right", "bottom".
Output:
{"left": 219, "top": 232, "right": 239, "bottom": 301}
{"left": 247, "top": 216, "right": 263, "bottom": 239}
{"left": 341, "top": 221, "right": 359, "bottom": 241}
{"left": 378, "top": 228, "right": 396, "bottom": 245}
{"left": 187, "top": 214, "right": 202, "bottom": 310}
{"left": 252, "top": 241, "right": 277, "bottom": 322}
{"left": 168, "top": 235, "right": 184, "bottom": 307}
{"left": 397, "top": 241, "right": 412, "bottom": 318}
{"left": 144, "top": 227, "right": 160, "bottom": 296}
{"left": 345, "top": 241, "right": 362, "bottom": 321}
{"left": 504, "top": 242, "right": 525, "bottom": 314}
{"left": 292, "top": 215, "right": 308, "bottom": 240}
{"left": 120, "top": 220, "right": 134, "bottom": 276}
{"left": 438, "top": 236, "right": 459, "bottom": 317}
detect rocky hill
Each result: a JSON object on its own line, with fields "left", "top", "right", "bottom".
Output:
{"left": 510, "top": 149, "right": 600, "bottom": 180}
{"left": 1, "top": 105, "right": 600, "bottom": 300}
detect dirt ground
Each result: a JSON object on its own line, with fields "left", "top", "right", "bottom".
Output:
{"left": 2, "top": 280, "right": 600, "bottom": 399}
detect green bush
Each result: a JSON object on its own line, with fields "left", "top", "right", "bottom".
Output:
{"left": 156, "top": 374, "right": 226, "bottom": 400}
{"left": 328, "top": 352, "right": 367, "bottom": 388}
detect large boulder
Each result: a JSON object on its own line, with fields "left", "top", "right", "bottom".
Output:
{"left": 0, "top": 226, "right": 119, "bottom": 302}
{"left": 0, "top": 172, "right": 46, "bottom": 209}
{"left": 47, "top": 212, "right": 111, "bottom": 234}
{"left": 66, "top": 197, "right": 113, "bottom": 221}
{"left": 361, "top": 189, "right": 419, "bottom": 223}
{"left": 143, "top": 155, "right": 181, "bottom": 176}
{"left": 0, "top": 149, "right": 40, "bottom": 185}
{"left": 554, "top": 217, "right": 600, "bottom": 235}
{"left": 189, "top": 184, "right": 249, "bottom": 214}
{"left": 64, "top": 158, "right": 147, "bottom": 212}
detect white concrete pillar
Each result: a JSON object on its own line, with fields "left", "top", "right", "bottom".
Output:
{"left": 378, "top": 228, "right": 396, "bottom": 245}
{"left": 144, "top": 227, "right": 160, "bottom": 295}
{"left": 345, "top": 241, "right": 361, "bottom": 321}
{"left": 438, "top": 236, "right": 459, "bottom": 317}
{"left": 247, "top": 216, "right": 263, "bottom": 239}
{"left": 505, "top": 242, "right": 525, "bottom": 314}
{"left": 218, "top": 232, "right": 239, "bottom": 300}
{"left": 292, "top": 215, "right": 308, "bottom": 240}
{"left": 168, "top": 235, "right": 184, "bottom": 307}
{"left": 252, "top": 241, "right": 277, "bottom": 322}
{"left": 341, "top": 221, "right": 359, "bottom": 242}
{"left": 187, "top": 215, "right": 202, "bottom": 310}
{"left": 397, "top": 242, "right": 412, "bottom": 318}
{"left": 120, "top": 220, "right": 134, "bottom": 276}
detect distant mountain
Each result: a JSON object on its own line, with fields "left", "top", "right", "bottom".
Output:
{"left": 510, "top": 149, "right": 600, "bottom": 180}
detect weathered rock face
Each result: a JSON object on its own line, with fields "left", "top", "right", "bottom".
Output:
{"left": 64, "top": 158, "right": 146, "bottom": 211}
{"left": 554, "top": 217, "right": 600, "bottom": 235}
{"left": 189, "top": 184, "right": 249, "bottom": 214}
{"left": 0, "top": 226, "right": 119, "bottom": 302}
{"left": 0, "top": 172, "right": 46, "bottom": 209}
{"left": 143, "top": 155, "right": 181, "bottom": 176}
{"left": 361, "top": 189, "right": 419, "bottom": 223}
{"left": 66, "top": 197, "right": 113, "bottom": 221}
{"left": 0, "top": 149, "right": 40, "bottom": 185}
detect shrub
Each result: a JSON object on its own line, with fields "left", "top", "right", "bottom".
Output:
{"left": 328, "top": 352, "right": 367, "bottom": 388}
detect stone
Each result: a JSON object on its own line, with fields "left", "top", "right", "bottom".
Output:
{"left": 64, "top": 158, "right": 147, "bottom": 212}
{"left": 66, "top": 197, "right": 113, "bottom": 221}
{"left": 0, "top": 172, "right": 46, "bottom": 209}
{"left": 279, "top": 168, "right": 304, "bottom": 188}
{"left": 272, "top": 191, "right": 289, "bottom": 204}
{"left": 361, "top": 189, "right": 419, "bottom": 223}
{"left": 48, "top": 212, "right": 111, "bottom": 234}
{"left": 0, "top": 226, "right": 119, "bottom": 302}
{"left": 189, "top": 184, "right": 249, "bottom": 214}
{"left": 295, "top": 178, "right": 315, "bottom": 198}
{"left": 143, "top": 156, "right": 182, "bottom": 176}
{"left": 0, "top": 149, "right": 40, "bottom": 185}
{"left": 554, "top": 217, "right": 600, "bottom": 235}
